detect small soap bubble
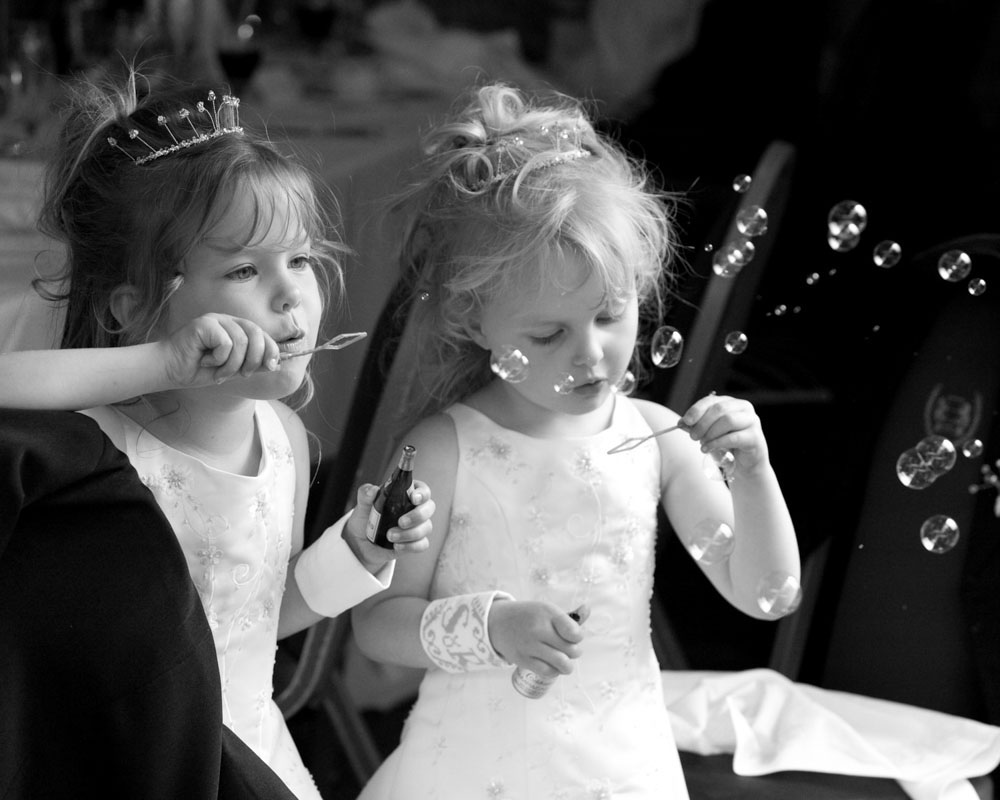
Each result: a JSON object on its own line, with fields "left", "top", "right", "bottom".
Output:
{"left": 773, "top": 304, "right": 788, "bottom": 316}
{"left": 968, "top": 277, "right": 987, "bottom": 296}
{"left": 724, "top": 331, "right": 748, "bottom": 354}
{"left": 896, "top": 435, "right": 957, "bottom": 489}
{"left": 805, "top": 272, "right": 821, "bottom": 286}
{"left": 489, "top": 346, "right": 529, "bottom": 383}
{"left": 712, "top": 249, "right": 744, "bottom": 278}
{"left": 827, "top": 200, "right": 868, "bottom": 237}
{"left": 756, "top": 572, "right": 803, "bottom": 618}
{"left": 651, "top": 326, "right": 684, "bottom": 368}
{"left": 919, "top": 514, "right": 960, "bottom": 554}
{"left": 553, "top": 372, "right": 576, "bottom": 395}
{"left": 703, "top": 449, "right": 736, "bottom": 482}
{"left": 703, "top": 242, "right": 715, "bottom": 253}
{"left": 732, "top": 174, "right": 752, "bottom": 193}
{"left": 937, "top": 250, "right": 972, "bottom": 282}
{"left": 872, "top": 240, "right": 902, "bottom": 268}
{"left": 828, "top": 230, "right": 860, "bottom": 252}
{"left": 735, "top": 205, "right": 769, "bottom": 237}
{"left": 614, "top": 369, "right": 637, "bottom": 396}
{"left": 417, "top": 290, "right": 431, "bottom": 302}
{"left": 686, "top": 519, "right": 735, "bottom": 565}
{"left": 962, "top": 439, "right": 984, "bottom": 458}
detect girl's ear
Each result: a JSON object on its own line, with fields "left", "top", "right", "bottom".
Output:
{"left": 109, "top": 284, "right": 142, "bottom": 328}
{"left": 462, "top": 312, "right": 490, "bottom": 350}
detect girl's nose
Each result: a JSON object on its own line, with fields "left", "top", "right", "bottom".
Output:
{"left": 573, "top": 330, "right": 603, "bottom": 367}
{"left": 274, "top": 276, "right": 302, "bottom": 312}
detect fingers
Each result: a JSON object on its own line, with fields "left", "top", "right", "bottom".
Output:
{"left": 189, "top": 314, "right": 280, "bottom": 383}
{"left": 387, "top": 480, "right": 435, "bottom": 552}
{"left": 681, "top": 394, "right": 759, "bottom": 451}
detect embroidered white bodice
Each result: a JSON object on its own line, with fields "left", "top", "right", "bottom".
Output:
{"left": 359, "top": 396, "right": 689, "bottom": 800}
{"left": 85, "top": 401, "right": 321, "bottom": 800}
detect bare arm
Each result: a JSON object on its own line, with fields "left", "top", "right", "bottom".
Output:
{"left": 351, "top": 413, "right": 459, "bottom": 669}
{"left": 638, "top": 395, "right": 800, "bottom": 620}
{"left": 0, "top": 313, "right": 282, "bottom": 411}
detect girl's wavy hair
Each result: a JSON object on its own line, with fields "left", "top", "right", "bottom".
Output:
{"left": 36, "top": 70, "right": 347, "bottom": 410}
{"left": 394, "top": 82, "right": 679, "bottom": 427}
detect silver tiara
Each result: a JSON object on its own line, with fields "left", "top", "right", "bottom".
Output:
{"left": 474, "top": 122, "right": 591, "bottom": 189}
{"left": 107, "top": 91, "right": 243, "bottom": 166}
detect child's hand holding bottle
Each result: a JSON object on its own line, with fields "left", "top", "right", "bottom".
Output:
{"left": 487, "top": 600, "right": 586, "bottom": 688}
{"left": 342, "top": 480, "right": 434, "bottom": 574}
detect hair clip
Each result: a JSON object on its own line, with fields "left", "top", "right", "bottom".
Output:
{"left": 473, "top": 123, "right": 591, "bottom": 189}
{"left": 110, "top": 90, "right": 244, "bottom": 166}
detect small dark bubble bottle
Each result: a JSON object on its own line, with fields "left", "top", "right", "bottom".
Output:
{"left": 366, "top": 445, "right": 417, "bottom": 549}
{"left": 511, "top": 604, "right": 589, "bottom": 699}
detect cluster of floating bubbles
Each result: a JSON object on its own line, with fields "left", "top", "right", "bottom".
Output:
{"left": 827, "top": 200, "right": 868, "bottom": 252}
{"left": 896, "top": 434, "right": 957, "bottom": 489}
{"left": 712, "top": 239, "right": 756, "bottom": 277}
{"left": 919, "top": 514, "right": 960, "bottom": 554}
{"left": 756, "top": 571, "right": 803, "bottom": 618}
{"left": 686, "top": 519, "right": 735, "bottom": 565}
{"left": 650, "top": 326, "right": 684, "bottom": 369}
{"left": 490, "top": 346, "right": 529, "bottom": 383}
{"left": 703, "top": 449, "right": 736, "bottom": 482}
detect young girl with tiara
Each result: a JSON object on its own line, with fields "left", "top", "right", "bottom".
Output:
{"left": 0, "top": 72, "right": 434, "bottom": 800}
{"left": 350, "top": 83, "right": 801, "bottom": 798}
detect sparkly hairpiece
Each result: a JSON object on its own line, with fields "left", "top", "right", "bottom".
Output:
{"left": 107, "top": 91, "right": 243, "bottom": 166}
{"left": 473, "top": 122, "right": 591, "bottom": 189}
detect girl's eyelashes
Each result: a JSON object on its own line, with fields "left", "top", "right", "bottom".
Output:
{"left": 226, "top": 264, "right": 257, "bottom": 281}
{"left": 529, "top": 330, "right": 562, "bottom": 346}
{"left": 289, "top": 255, "right": 314, "bottom": 271}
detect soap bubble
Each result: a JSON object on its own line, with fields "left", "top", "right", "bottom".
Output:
{"left": 712, "top": 238, "right": 756, "bottom": 276}
{"left": 732, "top": 174, "right": 752, "bottom": 193}
{"left": 735, "top": 205, "right": 769, "bottom": 237}
{"left": 490, "top": 347, "right": 528, "bottom": 383}
{"left": 968, "top": 277, "right": 987, "bottom": 296}
{"left": 919, "top": 515, "right": 960, "bottom": 554}
{"left": 828, "top": 200, "right": 868, "bottom": 237}
{"left": 756, "top": 572, "right": 803, "bottom": 618}
{"left": 651, "top": 326, "right": 684, "bottom": 368}
{"left": 896, "top": 435, "right": 957, "bottom": 489}
{"left": 686, "top": 519, "right": 735, "bottom": 565}
{"left": 937, "top": 250, "right": 972, "bottom": 282}
{"left": 703, "top": 449, "right": 736, "bottom": 482}
{"left": 724, "top": 331, "right": 748, "bottom": 354}
{"left": 872, "top": 240, "right": 902, "bottom": 268}
{"left": 614, "top": 370, "right": 636, "bottom": 396}
{"left": 554, "top": 372, "right": 576, "bottom": 395}
{"left": 962, "top": 439, "right": 984, "bottom": 458}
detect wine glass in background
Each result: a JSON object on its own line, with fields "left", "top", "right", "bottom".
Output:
{"left": 217, "top": 13, "right": 263, "bottom": 96}
{"left": 294, "top": 0, "right": 338, "bottom": 52}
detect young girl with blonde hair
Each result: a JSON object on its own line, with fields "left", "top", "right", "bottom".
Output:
{"left": 350, "top": 82, "right": 800, "bottom": 799}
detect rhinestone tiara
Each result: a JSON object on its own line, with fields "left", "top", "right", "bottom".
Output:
{"left": 107, "top": 91, "right": 243, "bottom": 166}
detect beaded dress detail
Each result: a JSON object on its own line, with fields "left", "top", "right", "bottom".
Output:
{"left": 86, "top": 401, "right": 321, "bottom": 800}
{"left": 359, "top": 397, "right": 688, "bottom": 799}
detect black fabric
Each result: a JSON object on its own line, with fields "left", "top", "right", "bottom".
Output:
{"left": 0, "top": 409, "right": 295, "bottom": 800}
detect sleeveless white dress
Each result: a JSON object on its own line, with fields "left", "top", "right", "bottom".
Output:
{"left": 359, "top": 397, "right": 689, "bottom": 799}
{"left": 85, "top": 401, "right": 322, "bottom": 800}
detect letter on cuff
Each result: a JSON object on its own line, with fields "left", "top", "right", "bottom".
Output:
{"left": 420, "top": 590, "right": 514, "bottom": 673}
{"left": 294, "top": 511, "right": 395, "bottom": 617}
